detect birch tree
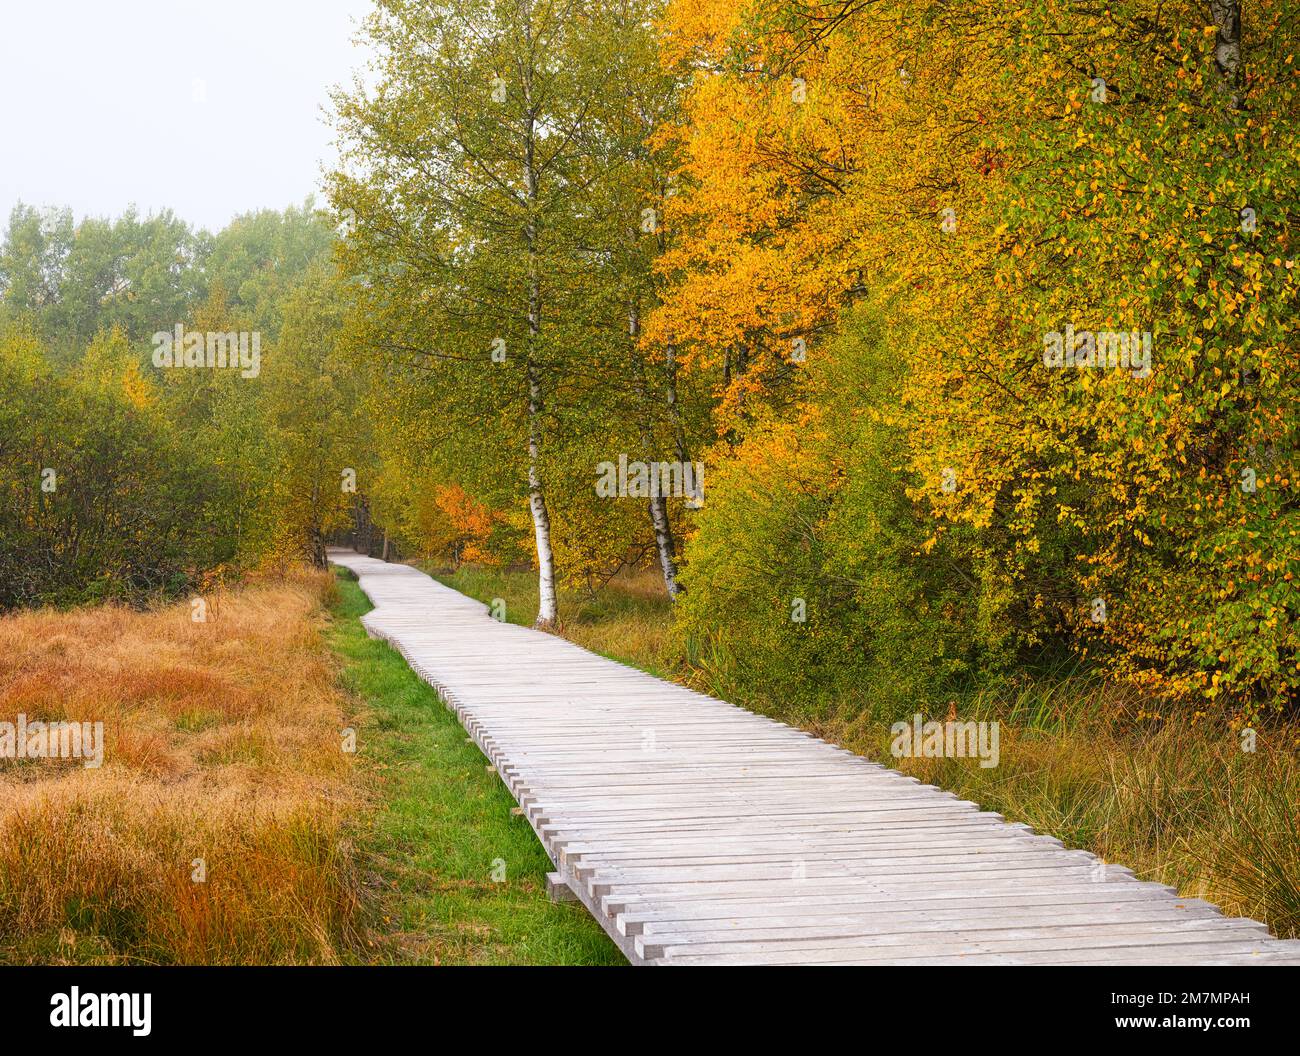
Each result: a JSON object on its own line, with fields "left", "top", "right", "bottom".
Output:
{"left": 568, "top": 0, "right": 694, "bottom": 597}
{"left": 331, "top": 0, "right": 627, "bottom": 628}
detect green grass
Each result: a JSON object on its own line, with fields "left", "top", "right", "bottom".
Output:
{"left": 327, "top": 569, "right": 623, "bottom": 965}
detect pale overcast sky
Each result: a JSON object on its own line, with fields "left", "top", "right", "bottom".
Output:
{"left": 0, "top": 0, "right": 375, "bottom": 233}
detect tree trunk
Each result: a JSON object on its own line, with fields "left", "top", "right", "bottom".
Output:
{"left": 309, "top": 478, "right": 327, "bottom": 567}
{"left": 354, "top": 494, "right": 375, "bottom": 555}
{"left": 309, "top": 525, "right": 327, "bottom": 568}
{"left": 381, "top": 531, "right": 389, "bottom": 562}
{"left": 648, "top": 492, "right": 681, "bottom": 599}
{"left": 527, "top": 360, "right": 559, "bottom": 629}
{"left": 1209, "top": 0, "right": 1244, "bottom": 110}
{"left": 629, "top": 302, "right": 682, "bottom": 599}
{"left": 523, "top": 42, "right": 559, "bottom": 630}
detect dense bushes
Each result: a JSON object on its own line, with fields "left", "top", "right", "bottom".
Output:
{"left": 656, "top": 0, "right": 1299, "bottom": 721}
{"left": 0, "top": 341, "right": 231, "bottom": 608}
{"left": 0, "top": 204, "right": 362, "bottom": 607}
{"left": 675, "top": 307, "right": 997, "bottom": 718}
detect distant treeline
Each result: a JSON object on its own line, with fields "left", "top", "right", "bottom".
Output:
{"left": 0, "top": 202, "right": 365, "bottom": 607}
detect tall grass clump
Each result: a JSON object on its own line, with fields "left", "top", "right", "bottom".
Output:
{"left": 0, "top": 568, "right": 362, "bottom": 964}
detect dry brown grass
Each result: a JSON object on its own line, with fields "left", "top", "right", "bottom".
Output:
{"left": 830, "top": 708, "right": 1300, "bottom": 940}
{"left": 562, "top": 571, "right": 675, "bottom": 673}
{"left": 0, "top": 568, "right": 363, "bottom": 964}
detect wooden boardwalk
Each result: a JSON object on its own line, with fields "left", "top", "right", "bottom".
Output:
{"left": 329, "top": 549, "right": 1300, "bottom": 966}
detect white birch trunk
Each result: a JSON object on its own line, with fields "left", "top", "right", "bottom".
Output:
{"left": 523, "top": 12, "right": 559, "bottom": 630}
{"left": 528, "top": 361, "right": 559, "bottom": 628}
{"left": 648, "top": 490, "right": 681, "bottom": 599}
{"left": 1209, "top": 0, "right": 1244, "bottom": 110}
{"left": 627, "top": 299, "right": 682, "bottom": 598}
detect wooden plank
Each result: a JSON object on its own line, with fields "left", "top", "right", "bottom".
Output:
{"left": 546, "top": 872, "right": 579, "bottom": 903}
{"left": 329, "top": 549, "right": 1300, "bottom": 967}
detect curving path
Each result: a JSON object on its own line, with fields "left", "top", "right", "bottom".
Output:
{"left": 329, "top": 548, "right": 1300, "bottom": 966}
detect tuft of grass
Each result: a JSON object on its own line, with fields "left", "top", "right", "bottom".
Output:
{"left": 328, "top": 570, "right": 622, "bottom": 965}
{"left": 0, "top": 568, "right": 362, "bottom": 964}
{"left": 878, "top": 721, "right": 1300, "bottom": 938}
{"left": 431, "top": 561, "right": 1300, "bottom": 939}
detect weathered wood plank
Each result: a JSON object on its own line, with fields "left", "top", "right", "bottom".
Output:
{"left": 329, "top": 549, "right": 1299, "bottom": 967}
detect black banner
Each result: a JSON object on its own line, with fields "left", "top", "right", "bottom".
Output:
{"left": 3, "top": 965, "right": 1291, "bottom": 1042}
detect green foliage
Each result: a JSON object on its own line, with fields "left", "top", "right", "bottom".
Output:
{"left": 329, "top": 0, "right": 696, "bottom": 596}
{"left": 0, "top": 333, "right": 230, "bottom": 607}
{"left": 674, "top": 305, "right": 993, "bottom": 718}
{"left": 258, "top": 264, "right": 371, "bottom": 566}
{"left": 0, "top": 202, "right": 364, "bottom": 605}
{"left": 0, "top": 204, "right": 202, "bottom": 361}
